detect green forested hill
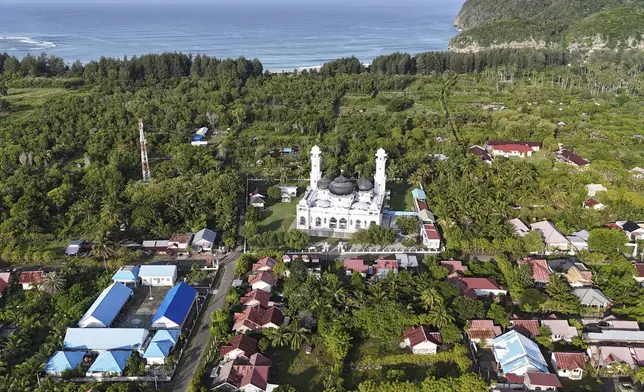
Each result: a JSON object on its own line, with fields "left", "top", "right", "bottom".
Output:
{"left": 451, "top": 0, "right": 644, "bottom": 51}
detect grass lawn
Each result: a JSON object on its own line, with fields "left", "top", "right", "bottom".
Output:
{"left": 267, "top": 345, "right": 334, "bottom": 391}
{"left": 257, "top": 200, "right": 297, "bottom": 233}
{"left": 559, "top": 376, "right": 604, "bottom": 391}
{"left": 387, "top": 182, "right": 414, "bottom": 211}
{"left": 2, "top": 88, "right": 85, "bottom": 123}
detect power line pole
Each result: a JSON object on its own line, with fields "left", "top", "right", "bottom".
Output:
{"left": 139, "top": 118, "right": 151, "bottom": 183}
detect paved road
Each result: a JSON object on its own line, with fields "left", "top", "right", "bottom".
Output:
{"left": 168, "top": 250, "right": 239, "bottom": 392}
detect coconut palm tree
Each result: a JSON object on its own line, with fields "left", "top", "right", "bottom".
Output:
{"left": 285, "top": 326, "right": 311, "bottom": 351}
{"left": 40, "top": 272, "right": 66, "bottom": 294}
{"left": 92, "top": 228, "right": 115, "bottom": 270}
{"left": 420, "top": 288, "right": 443, "bottom": 310}
{"left": 426, "top": 304, "right": 454, "bottom": 329}
{"left": 265, "top": 328, "right": 288, "bottom": 348}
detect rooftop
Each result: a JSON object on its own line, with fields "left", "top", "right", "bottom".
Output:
{"left": 531, "top": 220, "right": 569, "bottom": 245}
{"left": 517, "top": 258, "right": 551, "bottom": 282}
{"left": 510, "top": 320, "right": 540, "bottom": 337}
{"left": 112, "top": 266, "right": 140, "bottom": 282}
{"left": 78, "top": 282, "right": 133, "bottom": 327}
{"left": 139, "top": 265, "right": 177, "bottom": 278}
{"left": 64, "top": 328, "right": 149, "bottom": 351}
{"left": 45, "top": 351, "right": 85, "bottom": 372}
{"left": 525, "top": 372, "right": 562, "bottom": 388}
{"left": 151, "top": 282, "right": 198, "bottom": 327}
{"left": 491, "top": 330, "right": 549, "bottom": 374}
{"left": 552, "top": 352, "right": 587, "bottom": 371}
{"left": 540, "top": 320, "right": 578, "bottom": 339}
{"left": 220, "top": 334, "right": 258, "bottom": 358}
{"left": 403, "top": 326, "right": 441, "bottom": 347}
{"left": 87, "top": 351, "right": 130, "bottom": 374}
{"left": 19, "top": 270, "right": 44, "bottom": 284}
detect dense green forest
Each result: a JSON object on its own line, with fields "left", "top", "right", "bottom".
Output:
{"left": 451, "top": 0, "right": 644, "bottom": 51}
{"left": 0, "top": 49, "right": 643, "bottom": 264}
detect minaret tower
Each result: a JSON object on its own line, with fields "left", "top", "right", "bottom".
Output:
{"left": 310, "top": 145, "right": 322, "bottom": 190}
{"left": 374, "top": 148, "right": 387, "bottom": 195}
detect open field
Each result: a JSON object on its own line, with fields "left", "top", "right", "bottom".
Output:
{"left": 267, "top": 344, "right": 335, "bottom": 392}
{"left": 257, "top": 200, "right": 297, "bottom": 233}
{"left": 387, "top": 182, "right": 414, "bottom": 211}
{"left": 118, "top": 285, "right": 170, "bottom": 328}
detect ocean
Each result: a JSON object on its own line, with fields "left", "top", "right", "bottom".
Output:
{"left": 0, "top": 0, "right": 462, "bottom": 71}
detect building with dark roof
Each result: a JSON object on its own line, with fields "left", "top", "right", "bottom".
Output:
{"left": 220, "top": 334, "right": 258, "bottom": 361}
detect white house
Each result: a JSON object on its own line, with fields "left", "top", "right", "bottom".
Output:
{"left": 421, "top": 224, "right": 441, "bottom": 252}
{"left": 78, "top": 282, "right": 133, "bottom": 328}
{"left": 139, "top": 265, "right": 178, "bottom": 286}
{"left": 296, "top": 146, "right": 387, "bottom": 237}
{"left": 491, "top": 330, "right": 549, "bottom": 375}
{"left": 456, "top": 277, "right": 507, "bottom": 298}
{"left": 530, "top": 220, "right": 570, "bottom": 254}
{"left": 403, "top": 326, "right": 441, "bottom": 355}
{"left": 248, "top": 271, "right": 275, "bottom": 293}
{"left": 279, "top": 186, "right": 297, "bottom": 203}
{"left": 551, "top": 352, "right": 587, "bottom": 380}
{"left": 541, "top": 320, "right": 578, "bottom": 342}
{"left": 191, "top": 228, "right": 216, "bottom": 252}
{"left": 150, "top": 282, "right": 197, "bottom": 330}
{"left": 142, "top": 330, "right": 180, "bottom": 366}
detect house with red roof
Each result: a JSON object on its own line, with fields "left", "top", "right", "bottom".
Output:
{"left": 440, "top": 260, "right": 468, "bottom": 277}
{"left": 402, "top": 326, "right": 442, "bottom": 355}
{"left": 523, "top": 372, "right": 562, "bottom": 391}
{"left": 421, "top": 223, "right": 441, "bottom": 252}
{"left": 248, "top": 271, "right": 275, "bottom": 293}
{"left": 220, "top": 334, "right": 258, "bottom": 361}
{"left": 488, "top": 143, "right": 534, "bottom": 158}
{"left": 240, "top": 289, "right": 270, "bottom": 308}
{"left": 344, "top": 258, "right": 369, "bottom": 277}
{"left": 582, "top": 198, "right": 604, "bottom": 210}
{"left": 0, "top": 272, "right": 10, "bottom": 297}
{"left": 517, "top": 258, "right": 552, "bottom": 284}
{"left": 510, "top": 319, "right": 540, "bottom": 338}
{"left": 466, "top": 320, "right": 502, "bottom": 347}
{"left": 487, "top": 140, "right": 541, "bottom": 151}
{"left": 453, "top": 277, "right": 507, "bottom": 298}
{"left": 233, "top": 306, "right": 284, "bottom": 333}
{"left": 375, "top": 258, "right": 398, "bottom": 278}
{"left": 213, "top": 353, "right": 276, "bottom": 392}
{"left": 252, "top": 257, "right": 277, "bottom": 272}
{"left": 19, "top": 271, "right": 45, "bottom": 290}
{"left": 551, "top": 352, "right": 587, "bottom": 380}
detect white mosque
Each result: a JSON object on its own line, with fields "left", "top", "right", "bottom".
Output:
{"left": 296, "top": 146, "right": 387, "bottom": 237}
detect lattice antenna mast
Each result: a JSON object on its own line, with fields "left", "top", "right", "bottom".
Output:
{"left": 139, "top": 119, "right": 151, "bottom": 182}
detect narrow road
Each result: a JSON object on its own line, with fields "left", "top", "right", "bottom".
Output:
{"left": 168, "top": 250, "right": 239, "bottom": 392}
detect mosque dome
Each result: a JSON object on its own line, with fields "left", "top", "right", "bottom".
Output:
{"left": 357, "top": 178, "right": 373, "bottom": 191}
{"left": 329, "top": 174, "right": 355, "bottom": 196}
{"left": 317, "top": 176, "right": 331, "bottom": 190}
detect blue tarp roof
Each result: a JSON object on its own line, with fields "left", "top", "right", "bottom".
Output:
{"left": 411, "top": 188, "right": 427, "bottom": 200}
{"left": 88, "top": 351, "right": 130, "bottom": 373}
{"left": 45, "top": 351, "right": 85, "bottom": 372}
{"left": 78, "top": 282, "right": 133, "bottom": 327}
{"left": 139, "top": 265, "right": 177, "bottom": 278}
{"left": 283, "top": 147, "right": 293, "bottom": 153}
{"left": 112, "top": 266, "right": 141, "bottom": 282}
{"left": 64, "top": 328, "right": 149, "bottom": 351}
{"left": 152, "top": 282, "right": 197, "bottom": 327}
{"left": 492, "top": 330, "right": 548, "bottom": 374}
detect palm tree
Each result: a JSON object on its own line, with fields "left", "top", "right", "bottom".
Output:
{"left": 40, "top": 272, "right": 66, "bottom": 294}
{"left": 92, "top": 228, "right": 115, "bottom": 270}
{"left": 285, "top": 326, "right": 311, "bottom": 351}
{"left": 420, "top": 288, "right": 443, "bottom": 310}
{"left": 265, "top": 328, "right": 288, "bottom": 348}
{"left": 426, "top": 304, "right": 454, "bottom": 329}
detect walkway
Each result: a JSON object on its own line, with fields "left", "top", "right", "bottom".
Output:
{"left": 167, "top": 250, "right": 239, "bottom": 392}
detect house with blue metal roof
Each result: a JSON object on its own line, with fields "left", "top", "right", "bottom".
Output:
{"left": 112, "top": 266, "right": 141, "bottom": 286}
{"left": 86, "top": 351, "right": 131, "bottom": 377}
{"left": 411, "top": 188, "right": 427, "bottom": 200}
{"left": 64, "top": 328, "right": 149, "bottom": 352}
{"left": 143, "top": 329, "right": 180, "bottom": 365}
{"left": 78, "top": 283, "right": 133, "bottom": 328}
{"left": 45, "top": 351, "right": 86, "bottom": 376}
{"left": 492, "top": 330, "right": 549, "bottom": 376}
{"left": 151, "top": 282, "right": 197, "bottom": 329}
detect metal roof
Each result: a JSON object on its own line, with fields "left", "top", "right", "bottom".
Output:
{"left": 78, "top": 283, "right": 132, "bottom": 327}
{"left": 142, "top": 330, "right": 180, "bottom": 359}
{"left": 45, "top": 351, "right": 85, "bottom": 372}
{"left": 151, "top": 282, "right": 197, "bottom": 327}
{"left": 139, "top": 265, "right": 177, "bottom": 278}
{"left": 411, "top": 188, "right": 427, "bottom": 200}
{"left": 585, "top": 330, "right": 644, "bottom": 343}
{"left": 88, "top": 351, "right": 130, "bottom": 373}
{"left": 64, "top": 328, "right": 149, "bottom": 351}
{"left": 193, "top": 228, "right": 216, "bottom": 245}
{"left": 112, "top": 266, "right": 140, "bottom": 282}
{"left": 492, "top": 330, "right": 549, "bottom": 374}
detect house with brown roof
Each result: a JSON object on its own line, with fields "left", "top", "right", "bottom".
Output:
{"left": 523, "top": 372, "right": 562, "bottom": 391}
{"left": 0, "top": 272, "right": 10, "bottom": 297}
{"left": 344, "top": 258, "right": 369, "bottom": 277}
{"left": 488, "top": 143, "right": 534, "bottom": 158}
{"left": 421, "top": 224, "right": 441, "bottom": 251}
{"left": 634, "top": 263, "right": 644, "bottom": 283}
{"left": 252, "top": 257, "right": 277, "bottom": 272}
{"left": 248, "top": 271, "right": 276, "bottom": 293}
{"left": 517, "top": 258, "right": 552, "bottom": 284}
{"left": 212, "top": 353, "right": 276, "bottom": 392}
{"left": 167, "top": 232, "right": 193, "bottom": 254}
{"left": 19, "top": 271, "right": 45, "bottom": 290}
{"left": 402, "top": 326, "right": 442, "bottom": 355}
{"left": 233, "top": 306, "right": 284, "bottom": 333}
{"left": 510, "top": 319, "right": 540, "bottom": 338}
{"left": 453, "top": 277, "right": 507, "bottom": 298}
{"left": 582, "top": 199, "right": 604, "bottom": 210}
{"left": 375, "top": 258, "right": 398, "bottom": 278}
{"left": 487, "top": 140, "right": 542, "bottom": 151}
{"left": 467, "top": 320, "right": 502, "bottom": 347}
{"left": 220, "top": 334, "right": 258, "bottom": 361}
{"left": 587, "top": 346, "right": 637, "bottom": 371}
{"left": 551, "top": 352, "right": 587, "bottom": 380}
{"left": 470, "top": 145, "right": 493, "bottom": 164}
{"left": 240, "top": 289, "right": 270, "bottom": 308}
{"left": 557, "top": 149, "right": 589, "bottom": 168}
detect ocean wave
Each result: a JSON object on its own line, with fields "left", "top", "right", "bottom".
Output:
{"left": 0, "top": 36, "right": 57, "bottom": 49}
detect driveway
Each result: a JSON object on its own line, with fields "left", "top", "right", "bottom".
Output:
{"left": 167, "top": 250, "right": 239, "bottom": 392}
